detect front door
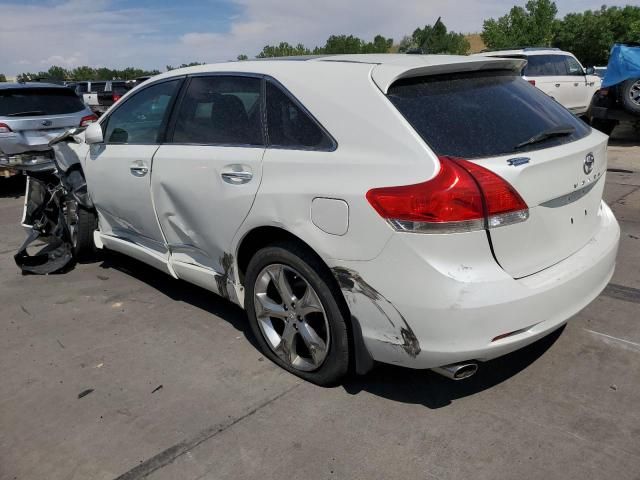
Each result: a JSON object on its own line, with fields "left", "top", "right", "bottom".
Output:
{"left": 84, "top": 78, "right": 182, "bottom": 267}
{"left": 151, "top": 75, "right": 265, "bottom": 294}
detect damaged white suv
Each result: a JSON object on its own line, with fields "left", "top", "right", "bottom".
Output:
{"left": 72, "top": 55, "right": 619, "bottom": 385}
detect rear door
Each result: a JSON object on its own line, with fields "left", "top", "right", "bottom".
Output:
{"left": 84, "top": 78, "right": 182, "bottom": 267}
{"left": 151, "top": 74, "right": 265, "bottom": 292}
{"left": 385, "top": 71, "right": 606, "bottom": 278}
{"left": 0, "top": 87, "right": 88, "bottom": 154}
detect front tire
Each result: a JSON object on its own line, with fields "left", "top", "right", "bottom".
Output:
{"left": 65, "top": 199, "right": 98, "bottom": 261}
{"left": 245, "top": 242, "right": 349, "bottom": 386}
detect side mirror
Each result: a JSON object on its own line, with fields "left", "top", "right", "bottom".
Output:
{"left": 585, "top": 67, "right": 595, "bottom": 75}
{"left": 85, "top": 122, "right": 104, "bottom": 145}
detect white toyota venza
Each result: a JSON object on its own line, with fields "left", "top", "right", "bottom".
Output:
{"left": 74, "top": 54, "right": 619, "bottom": 385}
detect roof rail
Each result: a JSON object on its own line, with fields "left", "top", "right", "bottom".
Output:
{"left": 481, "top": 46, "right": 560, "bottom": 53}
{"left": 523, "top": 47, "right": 560, "bottom": 52}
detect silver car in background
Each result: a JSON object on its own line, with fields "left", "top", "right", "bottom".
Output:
{"left": 0, "top": 82, "right": 96, "bottom": 173}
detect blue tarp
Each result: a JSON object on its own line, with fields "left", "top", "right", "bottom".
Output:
{"left": 602, "top": 44, "right": 640, "bottom": 88}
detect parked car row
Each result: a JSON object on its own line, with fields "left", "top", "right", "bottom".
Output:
{"left": 10, "top": 54, "right": 615, "bottom": 385}
{"left": 0, "top": 82, "right": 96, "bottom": 176}
{"left": 3, "top": 51, "right": 622, "bottom": 386}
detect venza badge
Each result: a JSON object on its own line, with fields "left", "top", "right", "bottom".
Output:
{"left": 583, "top": 152, "right": 595, "bottom": 175}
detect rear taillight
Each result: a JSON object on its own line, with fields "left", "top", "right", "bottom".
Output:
{"left": 79, "top": 114, "right": 98, "bottom": 127}
{"left": 0, "top": 123, "right": 13, "bottom": 134}
{"left": 528, "top": 79, "right": 536, "bottom": 86}
{"left": 113, "top": 93, "right": 122, "bottom": 102}
{"left": 366, "top": 156, "right": 529, "bottom": 234}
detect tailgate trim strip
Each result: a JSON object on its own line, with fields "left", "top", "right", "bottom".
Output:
{"left": 539, "top": 175, "right": 601, "bottom": 208}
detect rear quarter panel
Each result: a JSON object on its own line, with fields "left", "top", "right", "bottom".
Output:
{"left": 232, "top": 62, "right": 440, "bottom": 265}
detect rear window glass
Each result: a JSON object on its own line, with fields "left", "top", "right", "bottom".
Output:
{"left": 387, "top": 72, "right": 590, "bottom": 159}
{"left": 0, "top": 88, "right": 86, "bottom": 116}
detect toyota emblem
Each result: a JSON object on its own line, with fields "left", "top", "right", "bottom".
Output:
{"left": 583, "top": 152, "right": 595, "bottom": 175}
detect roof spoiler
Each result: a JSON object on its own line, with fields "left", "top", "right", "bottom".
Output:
{"left": 371, "top": 57, "right": 526, "bottom": 94}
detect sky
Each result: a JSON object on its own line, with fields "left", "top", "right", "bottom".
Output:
{"left": 1, "top": 0, "right": 639, "bottom": 76}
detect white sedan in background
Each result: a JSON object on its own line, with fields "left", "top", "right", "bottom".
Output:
{"left": 67, "top": 54, "right": 618, "bottom": 385}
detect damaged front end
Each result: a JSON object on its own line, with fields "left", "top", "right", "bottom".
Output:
{"left": 14, "top": 127, "right": 92, "bottom": 275}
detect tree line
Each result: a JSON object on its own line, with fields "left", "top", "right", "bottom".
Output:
{"left": 2, "top": 1, "right": 639, "bottom": 82}
{"left": 482, "top": 1, "right": 640, "bottom": 66}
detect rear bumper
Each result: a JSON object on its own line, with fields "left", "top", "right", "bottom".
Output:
{"left": 332, "top": 201, "right": 620, "bottom": 369}
{"left": 590, "top": 105, "right": 636, "bottom": 122}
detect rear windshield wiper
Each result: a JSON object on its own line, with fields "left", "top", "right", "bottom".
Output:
{"left": 514, "top": 124, "right": 576, "bottom": 150}
{"left": 5, "top": 110, "right": 47, "bottom": 117}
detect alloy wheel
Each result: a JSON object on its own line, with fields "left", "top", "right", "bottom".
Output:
{"left": 253, "top": 264, "right": 330, "bottom": 371}
{"left": 629, "top": 80, "right": 640, "bottom": 106}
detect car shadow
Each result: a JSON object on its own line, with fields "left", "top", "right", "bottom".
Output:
{"left": 608, "top": 123, "right": 640, "bottom": 147}
{"left": 98, "top": 250, "right": 259, "bottom": 349}
{"left": 0, "top": 174, "right": 26, "bottom": 198}
{"left": 342, "top": 326, "right": 565, "bottom": 409}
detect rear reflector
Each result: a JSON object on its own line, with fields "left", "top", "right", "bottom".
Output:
{"left": 0, "top": 123, "right": 13, "bottom": 134}
{"left": 79, "top": 114, "right": 98, "bottom": 127}
{"left": 528, "top": 79, "right": 536, "bottom": 86}
{"left": 366, "top": 156, "right": 529, "bottom": 234}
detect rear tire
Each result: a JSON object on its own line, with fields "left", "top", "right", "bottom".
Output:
{"left": 621, "top": 78, "right": 640, "bottom": 114}
{"left": 244, "top": 241, "right": 350, "bottom": 386}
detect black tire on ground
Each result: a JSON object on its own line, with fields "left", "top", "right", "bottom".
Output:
{"left": 244, "top": 241, "right": 350, "bottom": 386}
{"left": 621, "top": 78, "right": 640, "bottom": 114}
{"left": 591, "top": 118, "right": 617, "bottom": 136}
{"left": 72, "top": 204, "right": 98, "bottom": 261}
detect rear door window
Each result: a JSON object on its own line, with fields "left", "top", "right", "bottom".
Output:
{"left": 523, "top": 55, "right": 568, "bottom": 76}
{"left": 0, "top": 87, "right": 86, "bottom": 116}
{"left": 387, "top": 71, "right": 590, "bottom": 159}
{"left": 266, "top": 80, "right": 335, "bottom": 150}
{"left": 171, "top": 76, "right": 263, "bottom": 146}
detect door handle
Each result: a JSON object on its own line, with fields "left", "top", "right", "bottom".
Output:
{"left": 574, "top": 82, "right": 579, "bottom": 87}
{"left": 555, "top": 83, "right": 561, "bottom": 88}
{"left": 129, "top": 162, "right": 149, "bottom": 177}
{"left": 221, "top": 171, "right": 252, "bottom": 184}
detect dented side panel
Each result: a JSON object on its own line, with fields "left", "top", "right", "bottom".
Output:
{"left": 151, "top": 144, "right": 264, "bottom": 298}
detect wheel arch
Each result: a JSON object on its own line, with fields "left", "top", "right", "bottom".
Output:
{"left": 235, "top": 225, "right": 374, "bottom": 375}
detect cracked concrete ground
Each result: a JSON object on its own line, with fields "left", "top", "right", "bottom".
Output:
{"left": 1, "top": 126, "right": 640, "bottom": 480}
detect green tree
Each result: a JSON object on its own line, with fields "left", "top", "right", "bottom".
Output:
{"left": 237, "top": 54, "right": 248, "bottom": 61}
{"left": 257, "top": 42, "right": 311, "bottom": 58}
{"left": 399, "top": 18, "right": 469, "bottom": 54}
{"left": 317, "top": 34, "right": 393, "bottom": 54}
{"left": 482, "top": 0, "right": 558, "bottom": 49}
{"left": 71, "top": 66, "right": 96, "bottom": 80}
{"left": 166, "top": 62, "right": 205, "bottom": 71}
{"left": 553, "top": 6, "right": 640, "bottom": 66}
{"left": 0, "top": 74, "right": 6, "bottom": 82}
{"left": 47, "top": 65, "right": 69, "bottom": 80}
{"left": 319, "top": 35, "right": 364, "bottom": 54}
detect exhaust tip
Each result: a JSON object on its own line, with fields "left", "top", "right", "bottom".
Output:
{"left": 432, "top": 362, "right": 478, "bottom": 380}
